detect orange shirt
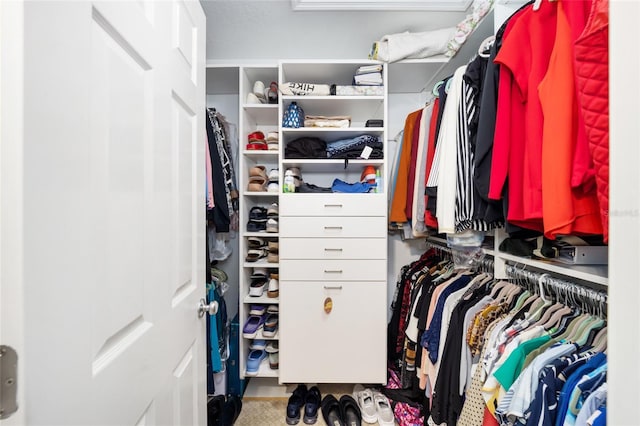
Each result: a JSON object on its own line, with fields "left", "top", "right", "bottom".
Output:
{"left": 538, "top": 0, "right": 602, "bottom": 238}
{"left": 389, "top": 110, "right": 421, "bottom": 223}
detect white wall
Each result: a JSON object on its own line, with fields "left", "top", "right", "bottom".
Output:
{"left": 201, "top": 0, "right": 465, "bottom": 61}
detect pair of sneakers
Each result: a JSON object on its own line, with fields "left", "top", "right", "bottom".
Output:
{"left": 286, "top": 385, "right": 321, "bottom": 425}
{"left": 352, "top": 385, "right": 394, "bottom": 425}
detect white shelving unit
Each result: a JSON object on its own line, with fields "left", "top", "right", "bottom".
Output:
{"left": 277, "top": 60, "right": 388, "bottom": 384}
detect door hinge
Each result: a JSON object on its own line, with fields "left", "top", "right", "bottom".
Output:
{"left": 0, "top": 345, "right": 18, "bottom": 419}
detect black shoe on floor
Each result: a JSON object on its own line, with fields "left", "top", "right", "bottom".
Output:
{"left": 286, "top": 384, "right": 308, "bottom": 425}
{"left": 321, "top": 394, "right": 345, "bottom": 426}
{"left": 339, "top": 395, "right": 362, "bottom": 426}
{"left": 303, "top": 386, "right": 322, "bottom": 424}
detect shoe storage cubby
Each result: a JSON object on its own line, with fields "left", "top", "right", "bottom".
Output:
{"left": 238, "top": 65, "right": 281, "bottom": 379}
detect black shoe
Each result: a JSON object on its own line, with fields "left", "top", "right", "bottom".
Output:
{"left": 339, "top": 395, "right": 361, "bottom": 426}
{"left": 303, "top": 386, "right": 322, "bottom": 424}
{"left": 286, "top": 384, "right": 308, "bottom": 425}
{"left": 321, "top": 394, "right": 345, "bottom": 426}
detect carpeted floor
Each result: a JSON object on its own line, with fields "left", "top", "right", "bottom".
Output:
{"left": 235, "top": 383, "right": 385, "bottom": 426}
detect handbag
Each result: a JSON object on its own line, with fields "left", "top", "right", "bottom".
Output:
{"left": 282, "top": 101, "right": 304, "bottom": 128}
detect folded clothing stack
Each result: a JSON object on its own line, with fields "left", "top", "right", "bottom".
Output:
{"left": 326, "top": 134, "right": 383, "bottom": 159}
{"left": 304, "top": 115, "right": 351, "bottom": 129}
{"left": 353, "top": 64, "right": 383, "bottom": 86}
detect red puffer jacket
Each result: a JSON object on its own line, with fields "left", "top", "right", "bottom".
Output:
{"left": 574, "top": 0, "right": 609, "bottom": 242}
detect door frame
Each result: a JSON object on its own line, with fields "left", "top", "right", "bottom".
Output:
{"left": 0, "top": 0, "right": 26, "bottom": 424}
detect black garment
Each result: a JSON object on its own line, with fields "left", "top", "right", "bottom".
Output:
{"left": 429, "top": 285, "right": 490, "bottom": 425}
{"left": 206, "top": 111, "right": 231, "bottom": 232}
{"left": 426, "top": 77, "right": 452, "bottom": 219}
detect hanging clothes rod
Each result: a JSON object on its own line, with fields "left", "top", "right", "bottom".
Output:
{"left": 505, "top": 263, "right": 607, "bottom": 316}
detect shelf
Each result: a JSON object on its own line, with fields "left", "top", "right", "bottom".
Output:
{"left": 280, "top": 60, "right": 385, "bottom": 86}
{"left": 244, "top": 232, "right": 280, "bottom": 238}
{"left": 242, "top": 104, "right": 279, "bottom": 124}
{"left": 244, "top": 358, "right": 279, "bottom": 379}
{"left": 243, "top": 150, "right": 279, "bottom": 158}
{"left": 495, "top": 252, "right": 608, "bottom": 286}
{"left": 282, "top": 159, "right": 384, "bottom": 173}
{"left": 281, "top": 97, "right": 384, "bottom": 125}
{"left": 386, "top": 9, "right": 495, "bottom": 93}
{"left": 244, "top": 294, "right": 280, "bottom": 304}
{"left": 282, "top": 127, "right": 384, "bottom": 142}
{"left": 244, "top": 261, "right": 280, "bottom": 268}
{"left": 282, "top": 95, "right": 384, "bottom": 101}
{"left": 243, "top": 192, "right": 280, "bottom": 198}
{"left": 426, "top": 236, "right": 608, "bottom": 286}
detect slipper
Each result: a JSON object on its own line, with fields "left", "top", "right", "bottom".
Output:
{"left": 253, "top": 81, "right": 266, "bottom": 103}
{"left": 267, "top": 203, "right": 279, "bottom": 217}
{"left": 249, "top": 278, "right": 267, "bottom": 296}
{"left": 353, "top": 385, "right": 377, "bottom": 424}
{"left": 246, "top": 142, "right": 268, "bottom": 151}
{"left": 267, "top": 277, "right": 279, "bottom": 298}
{"left": 267, "top": 182, "right": 279, "bottom": 192}
{"left": 262, "top": 313, "right": 278, "bottom": 337}
{"left": 267, "top": 81, "right": 278, "bottom": 104}
{"left": 268, "top": 169, "right": 279, "bottom": 182}
{"left": 242, "top": 315, "right": 265, "bottom": 338}
{"left": 247, "top": 182, "right": 266, "bottom": 192}
{"left": 245, "top": 349, "right": 267, "bottom": 375}
{"left": 250, "top": 339, "right": 266, "bottom": 350}
{"left": 267, "top": 251, "right": 279, "bottom": 263}
{"left": 248, "top": 236, "right": 267, "bottom": 249}
{"left": 266, "top": 131, "right": 279, "bottom": 142}
{"left": 266, "top": 304, "right": 279, "bottom": 314}
{"left": 268, "top": 351, "right": 279, "bottom": 369}
{"left": 340, "top": 395, "right": 362, "bottom": 426}
{"left": 247, "top": 220, "right": 267, "bottom": 232}
{"left": 246, "top": 92, "right": 262, "bottom": 104}
{"left": 249, "top": 165, "right": 268, "bottom": 179}
{"left": 249, "top": 304, "right": 266, "bottom": 315}
{"left": 248, "top": 131, "right": 265, "bottom": 142}
{"left": 321, "top": 395, "right": 345, "bottom": 426}
{"left": 266, "top": 218, "right": 279, "bottom": 233}
{"left": 249, "top": 206, "right": 268, "bottom": 221}
{"left": 268, "top": 141, "right": 279, "bottom": 151}
{"left": 373, "top": 392, "right": 394, "bottom": 426}
{"left": 251, "top": 267, "right": 268, "bottom": 279}
{"left": 265, "top": 340, "right": 279, "bottom": 353}
{"left": 245, "top": 248, "right": 267, "bottom": 262}
{"left": 268, "top": 240, "right": 279, "bottom": 251}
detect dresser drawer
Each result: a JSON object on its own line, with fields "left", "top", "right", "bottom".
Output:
{"left": 279, "top": 259, "right": 386, "bottom": 281}
{"left": 280, "top": 216, "right": 387, "bottom": 238}
{"left": 280, "top": 193, "right": 386, "bottom": 217}
{"left": 279, "top": 280, "right": 387, "bottom": 384}
{"left": 280, "top": 237, "right": 386, "bottom": 260}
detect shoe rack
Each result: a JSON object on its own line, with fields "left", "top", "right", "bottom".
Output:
{"left": 238, "top": 65, "right": 281, "bottom": 379}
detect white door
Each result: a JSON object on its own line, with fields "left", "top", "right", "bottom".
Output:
{"left": 0, "top": 1, "right": 207, "bottom": 425}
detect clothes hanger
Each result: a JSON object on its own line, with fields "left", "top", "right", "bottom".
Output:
{"left": 478, "top": 35, "right": 495, "bottom": 58}
{"left": 432, "top": 80, "right": 445, "bottom": 97}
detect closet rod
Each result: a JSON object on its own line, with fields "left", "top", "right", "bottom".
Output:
{"left": 425, "top": 239, "right": 494, "bottom": 273}
{"left": 505, "top": 264, "right": 607, "bottom": 316}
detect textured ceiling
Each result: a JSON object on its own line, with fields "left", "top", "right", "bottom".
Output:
{"left": 200, "top": 0, "right": 466, "bottom": 62}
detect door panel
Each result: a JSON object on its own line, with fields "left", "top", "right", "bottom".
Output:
{"left": 0, "top": 1, "right": 206, "bottom": 424}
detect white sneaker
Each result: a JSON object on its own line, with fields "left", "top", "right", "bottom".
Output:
{"left": 353, "top": 385, "right": 378, "bottom": 424}
{"left": 373, "top": 391, "right": 394, "bottom": 426}
{"left": 253, "top": 81, "right": 266, "bottom": 103}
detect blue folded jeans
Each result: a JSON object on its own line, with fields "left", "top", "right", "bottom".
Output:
{"left": 331, "top": 178, "right": 376, "bottom": 193}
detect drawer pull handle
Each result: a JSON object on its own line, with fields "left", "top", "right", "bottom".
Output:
{"left": 324, "top": 226, "right": 343, "bottom": 230}
{"left": 324, "top": 270, "right": 343, "bottom": 274}
{"left": 323, "top": 285, "right": 343, "bottom": 290}
{"left": 324, "top": 204, "right": 343, "bottom": 208}
{"left": 324, "top": 248, "right": 343, "bottom": 252}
